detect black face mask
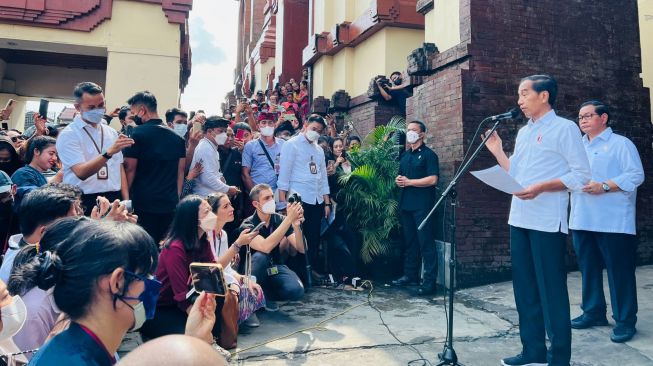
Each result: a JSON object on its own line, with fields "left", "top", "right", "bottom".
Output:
{"left": 393, "top": 78, "right": 403, "bottom": 86}
{"left": 132, "top": 114, "right": 143, "bottom": 125}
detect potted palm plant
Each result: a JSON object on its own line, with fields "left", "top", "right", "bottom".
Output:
{"left": 338, "top": 116, "right": 406, "bottom": 279}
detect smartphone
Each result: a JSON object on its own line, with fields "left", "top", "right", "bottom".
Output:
{"left": 189, "top": 263, "right": 227, "bottom": 296}
{"left": 1, "top": 122, "right": 8, "bottom": 130}
{"left": 283, "top": 113, "right": 296, "bottom": 122}
{"left": 120, "top": 200, "right": 133, "bottom": 213}
{"left": 235, "top": 128, "right": 247, "bottom": 140}
{"left": 38, "top": 99, "right": 49, "bottom": 119}
{"left": 252, "top": 221, "right": 266, "bottom": 233}
{"left": 192, "top": 121, "right": 202, "bottom": 133}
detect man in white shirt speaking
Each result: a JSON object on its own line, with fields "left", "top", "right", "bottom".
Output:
{"left": 569, "top": 100, "right": 644, "bottom": 343}
{"left": 483, "top": 75, "right": 591, "bottom": 366}
{"left": 56, "top": 82, "right": 134, "bottom": 214}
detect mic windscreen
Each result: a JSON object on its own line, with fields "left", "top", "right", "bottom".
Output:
{"left": 509, "top": 107, "right": 520, "bottom": 118}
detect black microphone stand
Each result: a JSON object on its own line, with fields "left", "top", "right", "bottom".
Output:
{"left": 418, "top": 117, "right": 504, "bottom": 366}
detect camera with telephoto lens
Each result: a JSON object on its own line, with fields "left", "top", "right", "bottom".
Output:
{"left": 287, "top": 193, "right": 302, "bottom": 205}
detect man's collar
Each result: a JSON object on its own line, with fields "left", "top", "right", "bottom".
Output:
{"left": 528, "top": 109, "right": 556, "bottom": 125}
{"left": 584, "top": 127, "right": 613, "bottom": 144}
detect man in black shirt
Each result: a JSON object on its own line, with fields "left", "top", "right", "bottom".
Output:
{"left": 219, "top": 125, "right": 244, "bottom": 237}
{"left": 237, "top": 184, "right": 305, "bottom": 305}
{"left": 393, "top": 120, "right": 439, "bottom": 295}
{"left": 123, "top": 91, "right": 186, "bottom": 244}
{"left": 375, "top": 71, "right": 412, "bottom": 116}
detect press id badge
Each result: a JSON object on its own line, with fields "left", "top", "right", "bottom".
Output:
{"left": 97, "top": 165, "right": 109, "bottom": 180}
{"left": 267, "top": 266, "right": 279, "bottom": 276}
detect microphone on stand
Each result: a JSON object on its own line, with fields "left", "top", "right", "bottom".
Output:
{"left": 488, "top": 107, "right": 520, "bottom": 121}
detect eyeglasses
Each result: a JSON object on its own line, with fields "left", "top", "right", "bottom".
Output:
{"left": 10, "top": 136, "right": 26, "bottom": 143}
{"left": 577, "top": 113, "right": 599, "bottom": 122}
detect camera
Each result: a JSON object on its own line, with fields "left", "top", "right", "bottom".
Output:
{"left": 287, "top": 193, "right": 302, "bottom": 204}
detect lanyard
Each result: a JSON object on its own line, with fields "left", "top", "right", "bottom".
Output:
{"left": 211, "top": 230, "right": 223, "bottom": 257}
{"left": 78, "top": 323, "right": 116, "bottom": 365}
{"left": 82, "top": 125, "right": 104, "bottom": 154}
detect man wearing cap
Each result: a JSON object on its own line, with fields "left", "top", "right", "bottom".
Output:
{"left": 242, "top": 113, "right": 285, "bottom": 206}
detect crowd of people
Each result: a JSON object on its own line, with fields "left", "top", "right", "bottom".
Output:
{"left": 0, "top": 71, "right": 647, "bottom": 366}
{"left": 0, "top": 80, "right": 367, "bottom": 364}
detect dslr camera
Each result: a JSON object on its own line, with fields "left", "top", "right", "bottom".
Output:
{"left": 287, "top": 193, "right": 302, "bottom": 204}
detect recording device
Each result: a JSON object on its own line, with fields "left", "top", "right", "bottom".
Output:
{"left": 189, "top": 262, "right": 227, "bottom": 296}
{"left": 283, "top": 113, "right": 297, "bottom": 122}
{"left": 252, "top": 221, "right": 266, "bottom": 233}
{"left": 120, "top": 200, "right": 133, "bottom": 213}
{"left": 235, "top": 128, "right": 247, "bottom": 140}
{"left": 287, "top": 192, "right": 302, "bottom": 204}
{"left": 1, "top": 122, "right": 8, "bottom": 130}
{"left": 38, "top": 99, "right": 49, "bottom": 119}
{"left": 489, "top": 107, "right": 520, "bottom": 121}
{"left": 192, "top": 121, "right": 202, "bottom": 133}
{"left": 2, "top": 99, "right": 15, "bottom": 120}
{"left": 239, "top": 97, "right": 248, "bottom": 104}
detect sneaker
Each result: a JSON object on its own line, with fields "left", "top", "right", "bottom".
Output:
{"left": 610, "top": 324, "right": 636, "bottom": 343}
{"left": 570, "top": 314, "right": 609, "bottom": 329}
{"left": 500, "top": 353, "right": 547, "bottom": 366}
{"left": 264, "top": 300, "right": 279, "bottom": 312}
{"left": 243, "top": 313, "right": 260, "bottom": 327}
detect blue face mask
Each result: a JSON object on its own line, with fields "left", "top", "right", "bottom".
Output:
{"left": 82, "top": 108, "right": 106, "bottom": 124}
{"left": 119, "top": 270, "right": 162, "bottom": 320}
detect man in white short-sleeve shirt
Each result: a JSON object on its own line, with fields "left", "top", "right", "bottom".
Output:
{"left": 56, "top": 82, "right": 134, "bottom": 214}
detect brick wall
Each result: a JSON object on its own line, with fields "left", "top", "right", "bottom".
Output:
{"left": 348, "top": 94, "right": 403, "bottom": 138}
{"left": 408, "top": 0, "right": 653, "bottom": 286}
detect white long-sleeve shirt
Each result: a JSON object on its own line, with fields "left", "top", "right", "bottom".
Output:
{"left": 508, "top": 110, "right": 591, "bottom": 233}
{"left": 569, "top": 128, "right": 644, "bottom": 235}
{"left": 277, "top": 133, "right": 330, "bottom": 204}
{"left": 190, "top": 138, "right": 230, "bottom": 196}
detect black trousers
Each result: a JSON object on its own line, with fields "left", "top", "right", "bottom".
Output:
{"left": 81, "top": 191, "right": 121, "bottom": 216}
{"left": 141, "top": 299, "right": 230, "bottom": 341}
{"left": 400, "top": 208, "right": 437, "bottom": 285}
{"left": 302, "top": 201, "right": 324, "bottom": 270}
{"left": 136, "top": 211, "right": 175, "bottom": 246}
{"left": 510, "top": 226, "right": 571, "bottom": 366}
{"left": 248, "top": 252, "right": 305, "bottom": 301}
{"left": 572, "top": 230, "right": 638, "bottom": 327}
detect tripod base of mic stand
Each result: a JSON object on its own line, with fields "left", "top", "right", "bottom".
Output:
{"left": 436, "top": 346, "right": 464, "bottom": 366}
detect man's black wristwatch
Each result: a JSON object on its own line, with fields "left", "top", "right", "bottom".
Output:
{"left": 601, "top": 182, "right": 610, "bottom": 192}
{"left": 102, "top": 151, "right": 113, "bottom": 160}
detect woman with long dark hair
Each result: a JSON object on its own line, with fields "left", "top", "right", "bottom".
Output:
{"left": 28, "top": 219, "right": 161, "bottom": 365}
{"left": 140, "top": 195, "right": 257, "bottom": 342}
{"left": 8, "top": 216, "right": 86, "bottom": 358}
{"left": 207, "top": 193, "right": 265, "bottom": 327}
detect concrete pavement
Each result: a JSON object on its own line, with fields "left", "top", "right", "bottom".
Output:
{"left": 231, "top": 266, "right": 653, "bottom": 365}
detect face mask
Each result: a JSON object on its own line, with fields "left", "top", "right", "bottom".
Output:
{"left": 119, "top": 271, "right": 162, "bottom": 331}
{"left": 305, "top": 130, "right": 320, "bottom": 142}
{"left": 260, "top": 199, "right": 276, "bottom": 214}
{"left": 214, "top": 132, "right": 228, "bottom": 146}
{"left": 82, "top": 108, "right": 106, "bottom": 124}
{"left": 393, "top": 78, "right": 403, "bottom": 86}
{"left": 0, "top": 295, "right": 27, "bottom": 340}
{"left": 406, "top": 130, "right": 420, "bottom": 144}
{"left": 200, "top": 212, "right": 218, "bottom": 232}
{"left": 173, "top": 123, "right": 188, "bottom": 137}
{"left": 260, "top": 126, "right": 275, "bottom": 137}
{"left": 132, "top": 114, "right": 143, "bottom": 126}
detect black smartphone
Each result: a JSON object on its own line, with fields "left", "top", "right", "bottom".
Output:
{"left": 252, "top": 221, "right": 266, "bottom": 233}
{"left": 1, "top": 122, "right": 8, "bottom": 130}
{"left": 189, "top": 263, "right": 227, "bottom": 296}
{"left": 38, "top": 99, "right": 49, "bottom": 119}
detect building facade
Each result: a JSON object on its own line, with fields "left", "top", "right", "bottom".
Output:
{"left": 0, "top": 0, "right": 192, "bottom": 131}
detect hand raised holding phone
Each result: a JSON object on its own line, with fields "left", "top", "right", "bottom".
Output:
{"left": 233, "top": 227, "right": 261, "bottom": 248}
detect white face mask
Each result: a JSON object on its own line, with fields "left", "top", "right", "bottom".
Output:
{"left": 0, "top": 295, "right": 27, "bottom": 341}
{"left": 199, "top": 212, "right": 217, "bottom": 233}
{"left": 305, "top": 130, "right": 320, "bottom": 142}
{"left": 260, "top": 126, "right": 275, "bottom": 137}
{"left": 214, "top": 132, "right": 228, "bottom": 146}
{"left": 406, "top": 130, "right": 420, "bottom": 144}
{"left": 82, "top": 108, "right": 106, "bottom": 124}
{"left": 260, "top": 199, "right": 276, "bottom": 214}
{"left": 130, "top": 301, "right": 147, "bottom": 331}
{"left": 173, "top": 123, "right": 188, "bottom": 137}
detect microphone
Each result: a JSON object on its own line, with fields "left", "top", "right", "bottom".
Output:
{"left": 489, "top": 107, "right": 520, "bottom": 121}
